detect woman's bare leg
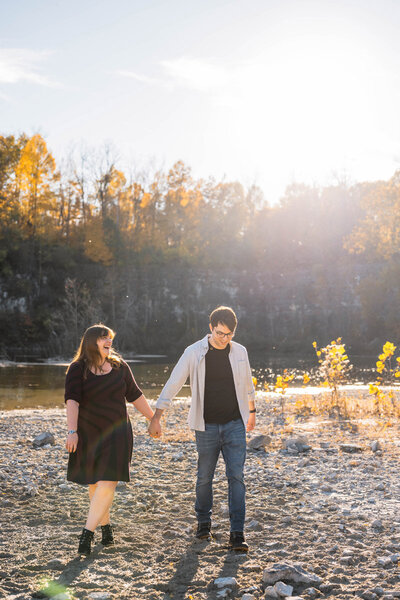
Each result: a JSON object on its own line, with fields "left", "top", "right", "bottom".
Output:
{"left": 85, "top": 481, "right": 117, "bottom": 531}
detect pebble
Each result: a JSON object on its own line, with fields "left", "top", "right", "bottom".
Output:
{"left": 274, "top": 581, "right": 293, "bottom": 596}
{"left": 88, "top": 594, "right": 112, "bottom": 600}
{"left": 378, "top": 556, "right": 393, "bottom": 567}
{"left": 247, "top": 519, "right": 263, "bottom": 531}
{"left": 340, "top": 444, "right": 363, "bottom": 453}
{"left": 214, "top": 577, "right": 238, "bottom": 589}
{"left": 265, "top": 587, "right": 279, "bottom": 599}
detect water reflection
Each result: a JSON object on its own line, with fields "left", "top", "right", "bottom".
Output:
{"left": 0, "top": 355, "right": 378, "bottom": 411}
{"left": 0, "top": 362, "right": 190, "bottom": 411}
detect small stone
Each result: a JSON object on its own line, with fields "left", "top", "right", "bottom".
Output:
{"left": 88, "top": 594, "right": 112, "bottom": 600}
{"left": 274, "top": 581, "right": 293, "bottom": 596}
{"left": 214, "top": 577, "right": 238, "bottom": 589}
{"left": 321, "top": 484, "right": 333, "bottom": 493}
{"left": 241, "top": 595, "right": 256, "bottom": 600}
{"left": 340, "top": 444, "right": 363, "bottom": 453}
{"left": 390, "top": 554, "right": 400, "bottom": 563}
{"left": 265, "top": 587, "right": 279, "bottom": 599}
{"left": 32, "top": 432, "right": 55, "bottom": 448}
{"left": 217, "top": 590, "right": 231, "bottom": 598}
{"left": 372, "top": 520, "right": 384, "bottom": 531}
{"left": 371, "top": 587, "right": 384, "bottom": 596}
{"left": 375, "top": 483, "right": 385, "bottom": 491}
{"left": 242, "top": 562, "right": 262, "bottom": 572}
{"left": 378, "top": 556, "right": 392, "bottom": 567}
{"left": 361, "top": 592, "right": 378, "bottom": 600}
{"left": 25, "top": 484, "right": 39, "bottom": 496}
{"left": 304, "top": 588, "right": 321, "bottom": 598}
{"left": 248, "top": 434, "right": 271, "bottom": 450}
{"left": 371, "top": 440, "right": 381, "bottom": 452}
{"left": 58, "top": 483, "right": 71, "bottom": 491}
{"left": 172, "top": 451, "right": 184, "bottom": 461}
{"left": 245, "top": 518, "right": 260, "bottom": 530}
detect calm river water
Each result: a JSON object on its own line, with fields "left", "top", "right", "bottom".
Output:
{"left": 0, "top": 354, "right": 377, "bottom": 411}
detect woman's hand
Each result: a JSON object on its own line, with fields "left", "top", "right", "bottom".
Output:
{"left": 66, "top": 432, "right": 78, "bottom": 453}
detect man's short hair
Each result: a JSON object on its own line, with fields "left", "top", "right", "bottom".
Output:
{"left": 209, "top": 306, "right": 237, "bottom": 332}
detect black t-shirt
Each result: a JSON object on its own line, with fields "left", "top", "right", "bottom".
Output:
{"left": 203, "top": 342, "right": 242, "bottom": 424}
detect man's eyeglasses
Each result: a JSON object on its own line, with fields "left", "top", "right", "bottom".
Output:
{"left": 214, "top": 329, "right": 234, "bottom": 340}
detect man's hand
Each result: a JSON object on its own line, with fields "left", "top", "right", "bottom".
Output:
{"left": 66, "top": 432, "right": 78, "bottom": 453}
{"left": 148, "top": 415, "right": 162, "bottom": 438}
{"left": 246, "top": 412, "right": 256, "bottom": 432}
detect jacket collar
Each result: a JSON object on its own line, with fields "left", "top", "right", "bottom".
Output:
{"left": 200, "top": 333, "right": 233, "bottom": 353}
{"left": 200, "top": 334, "right": 210, "bottom": 350}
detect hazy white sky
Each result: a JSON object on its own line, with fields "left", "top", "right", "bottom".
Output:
{"left": 1, "top": 0, "right": 400, "bottom": 202}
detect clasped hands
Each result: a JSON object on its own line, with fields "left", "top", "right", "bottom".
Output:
{"left": 148, "top": 415, "right": 162, "bottom": 439}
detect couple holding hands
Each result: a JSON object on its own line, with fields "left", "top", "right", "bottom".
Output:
{"left": 65, "top": 306, "right": 256, "bottom": 556}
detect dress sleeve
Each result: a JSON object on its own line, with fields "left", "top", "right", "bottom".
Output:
{"left": 64, "top": 362, "right": 83, "bottom": 403}
{"left": 123, "top": 361, "right": 143, "bottom": 403}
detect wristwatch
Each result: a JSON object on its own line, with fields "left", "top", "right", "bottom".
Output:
{"left": 249, "top": 409, "right": 256, "bottom": 414}
{"left": 68, "top": 430, "right": 77, "bottom": 434}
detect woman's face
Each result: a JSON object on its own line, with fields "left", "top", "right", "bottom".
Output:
{"left": 97, "top": 335, "right": 113, "bottom": 360}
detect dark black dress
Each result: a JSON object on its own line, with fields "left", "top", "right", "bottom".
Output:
{"left": 65, "top": 360, "right": 142, "bottom": 484}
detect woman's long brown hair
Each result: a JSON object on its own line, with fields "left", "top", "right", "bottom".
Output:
{"left": 69, "top": 323, "right": 121, "bottom": 378}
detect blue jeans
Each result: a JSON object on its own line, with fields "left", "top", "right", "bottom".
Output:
{"left": 195, "top": 419, "right": 246, "bottom": 532}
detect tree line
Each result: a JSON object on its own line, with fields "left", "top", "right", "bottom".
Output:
{"left": 1, "top": 133, "right": 399, "bottom": 359}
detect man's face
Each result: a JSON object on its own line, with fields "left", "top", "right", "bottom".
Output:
{"left": 209, "top": 322, "right": 235, "bottom": 349}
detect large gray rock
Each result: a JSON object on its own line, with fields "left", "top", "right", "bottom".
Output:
{"left": 263, "top": 563, "right": 322, "bottom": 587}
{"left": 248, "top": 435, "right": 271, "bottom": 451}
{"left": 283, "top": 437, "right": 311, "bottom": 454}
{"left": 32, "top": 432, "right": 55, "bottom": 448}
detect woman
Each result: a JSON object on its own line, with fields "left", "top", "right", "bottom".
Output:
{"left": 65, "top": 323, "right": 154, "bottom": 556}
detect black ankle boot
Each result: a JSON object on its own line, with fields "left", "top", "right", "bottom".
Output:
{"left": 101, "top": 524, "right": 114, "bottom": 546}
{"left": 78, "top": 528, "right": 94, "bottom": 556}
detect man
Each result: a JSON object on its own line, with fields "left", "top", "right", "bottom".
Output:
{"left": 148, "top": 306, "right": 256, "bottom": 552}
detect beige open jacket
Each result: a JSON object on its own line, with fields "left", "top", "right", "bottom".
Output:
{"left": 156, "top": 334, "right": 255, "bottom": 431}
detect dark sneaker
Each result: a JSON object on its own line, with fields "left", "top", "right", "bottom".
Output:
{"left": 196, "top": 521, "right": 212, "bottom": 540}
{"left": 101, "top": 524, "right": 114, "bottom": 546}
{"left": 228, "top": 531, "right": 248, "bottom": 552}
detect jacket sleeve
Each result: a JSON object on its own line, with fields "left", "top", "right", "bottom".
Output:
{"left": 244, "top": 349, "right": 256, "bottom": 403}
{"left": 156, "top": 348, "right": 191, "bottom": 410}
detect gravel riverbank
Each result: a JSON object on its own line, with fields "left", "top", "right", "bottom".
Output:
{"left": 1, "top": 397, "right": 400, "bottom": 600}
